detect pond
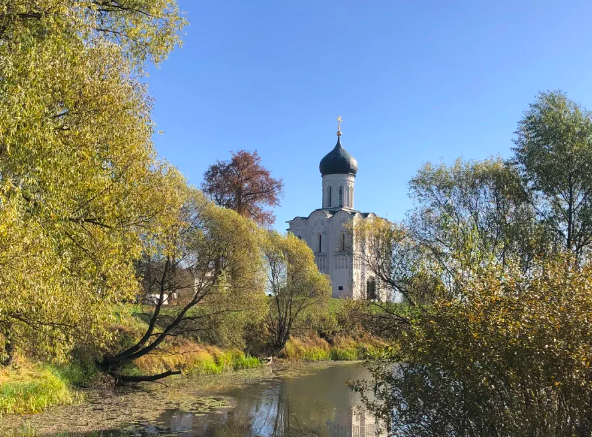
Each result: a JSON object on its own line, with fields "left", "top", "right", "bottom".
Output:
{"left": 3, "top": 362, "right": 387, "bottom": 437}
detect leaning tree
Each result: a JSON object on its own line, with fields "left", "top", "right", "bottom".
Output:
{"left": 100, "top": 190, "right": 266, "bottom": 382}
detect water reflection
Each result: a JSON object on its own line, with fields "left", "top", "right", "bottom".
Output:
{"left": 2, "top": 363, "right": 385, "bottom": 436}
{"left": 154, "top": 364, "right": 386, "bottom": 436}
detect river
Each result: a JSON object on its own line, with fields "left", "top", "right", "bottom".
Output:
{"left": 3, "top": 362, "right": 387, "bottom": 437}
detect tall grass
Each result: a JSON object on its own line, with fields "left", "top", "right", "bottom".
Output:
{"left": 0, "top": 365, "right": 80, "bottom": 415}
{"left": 282, "top": 336, "right": 387, "bottom": 361}
{"left": 129, "top": 341, "right": 261, "bottom": 377}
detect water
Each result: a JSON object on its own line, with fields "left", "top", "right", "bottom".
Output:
{"left": 4, "top": 362, "right": 386, "bottom": 437}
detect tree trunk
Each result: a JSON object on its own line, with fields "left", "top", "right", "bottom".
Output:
{"left": 110, "top": 369, "right": 181, "bottom": 384}
{"left": 1, "top": 336, "right": 14, "bottom": 366}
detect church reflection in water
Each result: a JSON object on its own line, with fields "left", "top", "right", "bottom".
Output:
{"left": 157, "top": 364, "right": 387, "bottom": 437}
{"left": 328, "top": 408, "right": 388, "bottom": 437}
{"left": 351, "top": 409, "right": 387, "bottom": 437}
{"left": 165, "top": 405, "right": 386, "bottom": 437}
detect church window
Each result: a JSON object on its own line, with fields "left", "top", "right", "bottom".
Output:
{"left": 328, "top": 186, "right": 332, "bottom": 207}
{"left": 339, "top": 187, "right": 343, "bottom": 207}
{"left": 367, "top": 277, "right": 377, "bottom": 300}
{"left": 338, "top": 286, "right": 344, "bottom": 291}
{"left": 318, "top": 234, "right": 322, "bottom": 252}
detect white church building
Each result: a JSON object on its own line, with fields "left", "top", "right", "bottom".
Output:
{"left": 287, "top": 120, "right": 387, "bottom": 300}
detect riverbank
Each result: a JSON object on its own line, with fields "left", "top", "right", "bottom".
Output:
{"left": 0, "top": 335, "right": 386, "bottom": 418}
{"left": 2, "top": 361, "right": 373, "bottom": 437}
{"left": 1, "top": 298, "right": 390, "bottom": 417}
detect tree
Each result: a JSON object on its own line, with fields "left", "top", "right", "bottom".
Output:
{"left": 353, "top": 256, "right": 592, "bottom": 437}
{"left": 409, "top": 158, "right": 549, "bottom": 278}
{"left": 514, "top": 91, "right": 592, "bottom": 258}
{"left": 0, "top": 0, "right": 186, "bottom": 361}
{"left": 350, "top": 158, "right": 547, "bottom": 306}
{"left": 351, "top": 95, "right": 592, "bottom": 436}
{"left": 100, "top": 190, "right": 266, "bottom": 382}
{"left": 202, "top": 150, "right": 284, "bottom": 227}
{"left": 348, "top": 218, "right": 420, "bottom": 305}
{"left": 261, "top": 232, "right": 331, "bottom": 353}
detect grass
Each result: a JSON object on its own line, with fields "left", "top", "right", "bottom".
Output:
{"left": 0, "top": 301, "right": 391, "bottom": 417}
{"left": 282, "top": 335, "right": 387, "bottom": 362}
{"left": 125, "top": 340, "right": 261, "bottom": 377}
{"left": 0, "top": 341, "right": 261, "bottom": 416}
{"left": 0, "top": 363, "right": 81, "bottom": 416}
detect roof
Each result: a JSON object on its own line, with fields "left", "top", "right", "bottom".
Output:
{"left": 319, "top": 136, "right": 358, "bottom": 176}
{"left": 287, "top": 209, "right": 377, "bottom": 222}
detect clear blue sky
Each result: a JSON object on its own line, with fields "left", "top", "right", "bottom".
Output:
{"left": 148, "top": 0, "right": 592, "bottom": 230}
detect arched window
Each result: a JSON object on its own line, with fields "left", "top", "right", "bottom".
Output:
{"left": 367, "top": 277, "right": 377, "bottom": 300}
{"left": 318, "top": 234, "right": 322, "bottom": 252}
{"left": 339, "top": 186, "right": 343, "bottom": 207}
{"left": 328, "top": 186, "right": 332, "bottom": 207}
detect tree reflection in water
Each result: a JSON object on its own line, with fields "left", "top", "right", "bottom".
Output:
{"left": 358, "top": 361, "right": 592, "bottom": 437}
{"left": 157, "top": 363, "right": 387, "bottom": 436}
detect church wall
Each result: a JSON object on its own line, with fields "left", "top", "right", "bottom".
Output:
{"left": 322, "top": 174, "right": 355, "bottom": 209}
{"left": 288, "top": 211, "right": 388, "bottom": 300}
{"left": 288, "top": 211, "right": 354, "bottom": 298}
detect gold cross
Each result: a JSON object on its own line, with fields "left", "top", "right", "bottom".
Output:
{"left": 337, "top": 115, "right": 343, "bottom": 133}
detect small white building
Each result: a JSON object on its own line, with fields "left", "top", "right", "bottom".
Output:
{"left": 287, "top": 124, "right": 387, "bottom": 300}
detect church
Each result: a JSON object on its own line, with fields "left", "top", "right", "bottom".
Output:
{"left": 287, "top": 118, "right": 387, "bottom": 300}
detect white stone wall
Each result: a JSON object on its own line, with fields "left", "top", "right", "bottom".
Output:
{"left": 321, "top": 174, "right": 355, "bottom": 210}
{"left": 288, "top": 210, "right": 387, "bottom": 300}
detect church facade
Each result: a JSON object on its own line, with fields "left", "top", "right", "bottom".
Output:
{"left": 287, "top": 122, "right": 387, "bottom": 300}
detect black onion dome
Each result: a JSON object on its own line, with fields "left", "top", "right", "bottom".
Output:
{"left": 319, "top": 136, "right": 358, "bottom": 176}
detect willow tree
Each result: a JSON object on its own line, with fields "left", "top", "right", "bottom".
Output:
{"left": 0, "top": 1, "right": 186, "bottom": 362}
{"left": 101, "top": 191, "right": 266, "bottom": 382}
{"left": 353, "top": 257, "right": 592, "bottom": 436}
{"left": 514, "top": 91, "right": 592, "bottom": 258}
{"left": 261, "top": 232, "right": 331, "bottom": 352}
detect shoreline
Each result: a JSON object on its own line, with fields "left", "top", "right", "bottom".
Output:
{"left": 1, "top": 360, "right": 365, "bottom": 436}
{"left": 0, "top": 334, "right": 386, "bottom": 417}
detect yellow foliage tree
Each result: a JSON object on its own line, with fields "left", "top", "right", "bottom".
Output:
{"left": 261, "top": 232, "right": 331, "bottom": 353}
{"left": 0, "top": 1, "right": 186, "bottom": 361}
{"left": 101, "top": 190, "right": 267, "bottom": 382}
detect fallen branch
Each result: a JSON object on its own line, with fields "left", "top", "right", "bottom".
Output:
{"left": 111, "top": 369, "right": 181, "bottom": 384}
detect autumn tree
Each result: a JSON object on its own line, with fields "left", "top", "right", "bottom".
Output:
{"left": 352, "top": 93, "right": 592, "bottom": 436}
{"left": 101, "top": 190, "right": 266, "bottom": 382}
{"left": 514, "top": 91, "right": 592, "bottom": 258}
{"left": 202, "top": 150, "right": 284, "bottom": 227}
{"left": 412, "top": 158, "right": 550, "bottom": 269}
{"left": 353, "top": 257, "right": 592, "bottom": 437}
{"left": 261, "top": 232, "right": 331, "bottom": 352}
{"left": 0, "top": 0, "right": 186, "bottom": 361}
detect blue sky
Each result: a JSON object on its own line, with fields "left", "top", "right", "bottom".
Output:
{"left": 148, "top": 0, "right": 592, "bottom": 230}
